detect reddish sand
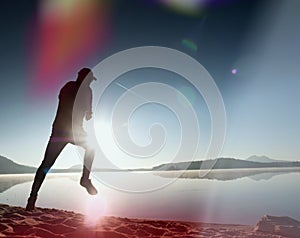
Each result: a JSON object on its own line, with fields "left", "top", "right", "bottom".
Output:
{"left": 0, "top": 204, "right": 288, "bottom": 237}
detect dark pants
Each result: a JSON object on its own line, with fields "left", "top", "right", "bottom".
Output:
{"left": 29, "top": 133, "right": 95, "bottom": 197}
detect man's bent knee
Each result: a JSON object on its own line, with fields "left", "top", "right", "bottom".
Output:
{"left": 85, "top": 148, "right": 95, "bottom": 157}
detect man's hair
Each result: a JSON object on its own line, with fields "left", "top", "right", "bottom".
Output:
{"left": 77, "top": 68, "right": 92, "bottom": 83}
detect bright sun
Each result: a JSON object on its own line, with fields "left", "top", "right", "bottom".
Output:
{"left": 84, "top": 195, "right": 107, "bottom": 227}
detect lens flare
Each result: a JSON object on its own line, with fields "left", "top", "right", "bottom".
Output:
{"left": 73, "top": 46, "right": 226, "bottom": 192}
{"left": 28, "top": 0, "right": 111, "bottom": 97}
{"left": 154, "top": 0, "right": 239, "bottom": 16}
{"left": 84, "top": 195, "right": 107, "bottom": 227}
{"left": 160, "top": 0, "right": 205, "bottom": 16}
{"left": 182, "top": 38, "right": 198, "bottom": 52}
{"left": 177, "top": 86, "right": 197, "bottom": 108}
{"left": 231, "top": 69, "right": 238, "bottom": 74}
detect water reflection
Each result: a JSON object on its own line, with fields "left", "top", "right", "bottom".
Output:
{"left": 0, "top": 174, "right": 34, "bottom": 193}
{"left": 1, "top": 168, "right": 300, "bottom": 194}
{"left": 0, "top": 173, "right": 78, "bottom": 193}
{"left": 154, "top": 167, "right": 300, "bottom": 181}
{"left": 0, "top": 170, "right": 300, "bottom": 225}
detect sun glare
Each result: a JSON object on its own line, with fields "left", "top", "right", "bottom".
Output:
{"left": 84, "top": 195, "right": 107, "bottom": 227}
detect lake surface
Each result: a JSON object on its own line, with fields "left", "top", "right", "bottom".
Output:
{"left": 0, "top": 170, "right": 299, "bottom": 225}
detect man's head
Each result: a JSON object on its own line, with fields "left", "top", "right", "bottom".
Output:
{"left": 77, "top": 68, "right": 97, "bottom": 85}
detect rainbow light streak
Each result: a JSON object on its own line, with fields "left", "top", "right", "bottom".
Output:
{"left": 182, "top": 38, "right": 198, "bottom": 52}
{"left": 28, "top": 0, "right": 111, "bottom": 96}
{"left": 148, "top": 0, "right": 239, "bottom": 16}
{"left": 160, "top": 0, "right": 205, "bottom": 16}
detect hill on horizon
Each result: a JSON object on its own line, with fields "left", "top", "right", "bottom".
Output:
{"left": 152, "top": 157, "right": 300, "bottom": 171}
{"left": 246, "top": 155, "right": 285, "bottom": 163}
{"left": 1, "top": 155, "right": 299, "bottom": 174}
{"left": 0, "top": 155, "right": 36, "bottom": 174}
{"left": 0, "top": 156, "right": 124, "bottom": 174}
{"left": 0, "top": 155, "right": 82, "bottom": 174}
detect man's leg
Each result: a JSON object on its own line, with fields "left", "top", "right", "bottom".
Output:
{"left": 75, "top": 141, "right": 97, "bottom": 195}
{"left": 26, "top": 140, "right": 67, "bottom": 210}
{"left": 82, "top": 147, "right": 95, "bottom": 180}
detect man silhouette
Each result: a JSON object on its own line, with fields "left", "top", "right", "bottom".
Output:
{"left": 26, "top": 68, "right": 98, "bottom": 211}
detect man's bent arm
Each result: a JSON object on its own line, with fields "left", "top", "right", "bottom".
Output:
{"left": 85, "top": 88, "right": 93, "bottom": 121}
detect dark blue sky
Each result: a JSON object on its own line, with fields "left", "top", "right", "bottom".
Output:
{"left": 1, "top": 0, "right": 299, "bottom": 168}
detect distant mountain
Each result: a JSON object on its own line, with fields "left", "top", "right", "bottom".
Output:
{"left": 0, "top": 155, "right": 36, "bottom": 174}
{"left": 0, "top": 156, "right": 82, "bottom": 174}
{"left": 155, "top": 167, "right": 300, "bottom": 181}
{"left": 246, "top": 155, "right": 284, "bottom": 163}
{"left": 2, "top": 154, "right": 299, "bottom": 175}
{"left": 0, "top": 154, "right": 127, "bottom": 174}
{"left": 152, "top": 157, "right": 300, "bottom": 171}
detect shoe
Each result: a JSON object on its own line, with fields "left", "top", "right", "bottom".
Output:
{"left": 25, "top": 196, "right": 37, "bottom": 211}
{"left": 80, "top": 178, "right": 98, "bottom": 195}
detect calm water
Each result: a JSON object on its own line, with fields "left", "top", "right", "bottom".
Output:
{"left": 0, "top": 170, "right": 300, "bottom": 225}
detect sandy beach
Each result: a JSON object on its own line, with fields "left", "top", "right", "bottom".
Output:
{"left": 0, "top": 203, "right": 291, "bottom": 238}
